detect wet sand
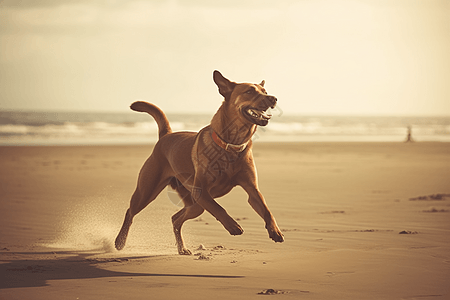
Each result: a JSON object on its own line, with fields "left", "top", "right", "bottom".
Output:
{"left": 1, "top": 142, "right": 449, "bottom": 299}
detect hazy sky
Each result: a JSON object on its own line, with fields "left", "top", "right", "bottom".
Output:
{"left": 1, "top": 0, "right": 449, "bottom": 115}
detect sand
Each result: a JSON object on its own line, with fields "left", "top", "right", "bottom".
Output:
{"left": 0, "top": 142, "right": 449, "bottom": 300}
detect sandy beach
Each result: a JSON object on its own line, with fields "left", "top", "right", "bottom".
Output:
{"left": 0, "top": 142, "right": 449, "bottom": 300}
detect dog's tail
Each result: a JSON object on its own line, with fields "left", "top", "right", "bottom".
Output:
{"left": 130, "top": 101, "right": 172, "bottom": 139}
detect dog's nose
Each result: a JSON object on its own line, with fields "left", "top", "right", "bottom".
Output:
{"left": 267, "top": 95, "right": 277, "bottom": 106}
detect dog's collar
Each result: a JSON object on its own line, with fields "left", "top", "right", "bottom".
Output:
{"left": 212, "top": 131, "right": 249, "bottom": 153}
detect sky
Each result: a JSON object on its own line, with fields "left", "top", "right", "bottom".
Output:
{"left": 0, "top": 0, "right": 449, "bottom": 116}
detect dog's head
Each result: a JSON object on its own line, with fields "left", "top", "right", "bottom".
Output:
{"left": 213, "top": 70, "right": 277, "bottom": 126}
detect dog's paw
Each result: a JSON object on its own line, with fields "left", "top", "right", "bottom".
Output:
{"left": 227, "top": 223, "right": 244, "bottom": 236}
{"left": 268, "top": 227, "right": 284, "bottom": 243}
{"left": 114, "top": 235, "right": 126, "bottom": 251}
{"left": 178, "top": 248, "right": 192, "bottom": 255}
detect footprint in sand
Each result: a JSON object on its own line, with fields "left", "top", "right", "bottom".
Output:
{"left": 258, "top": 289, "right": 289, "bottom": 295}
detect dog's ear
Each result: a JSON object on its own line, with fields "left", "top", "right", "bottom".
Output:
{"left": 213, "top": 70, "right": 236, "bottom": 100}
{"left": 259, "top": 80, "right": 265, "bottom": 87}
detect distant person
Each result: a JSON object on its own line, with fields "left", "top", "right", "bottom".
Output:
{"left": 405, "top": 125, "right": 414, "bottom": 142}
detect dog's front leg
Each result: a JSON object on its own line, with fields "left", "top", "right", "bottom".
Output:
{"left": 243, "top": 185, "right": 284, "bottom": 243}
{"left": 191, "top": 179, "right": 244, "bottom": 236}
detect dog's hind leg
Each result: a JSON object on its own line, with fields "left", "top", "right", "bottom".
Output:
{"left": 115, "top": 155, "right": 171, "bottom": 251}
{"left": 115, "top": 181, "right": 169, "bottom": 250}
{"left": 115, "top": 208, "right": 133, "bottom": 250}
{"left": 172, "top": 204, "right": 204, "bottom": 255}
{"left": 170, "top": 180, "right": 205, "bottom": 255}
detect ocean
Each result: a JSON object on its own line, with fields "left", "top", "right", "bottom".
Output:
{"left": 0, "top": 110, "right": 449, "bottom": 146}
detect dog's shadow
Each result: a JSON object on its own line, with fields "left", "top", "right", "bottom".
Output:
{"left": 0, "top": 251, "right": 244, "bottom": 289}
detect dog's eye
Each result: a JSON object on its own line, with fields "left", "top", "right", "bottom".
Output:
{"left": 246, "top": 89, "right": 254, "bottom": 94}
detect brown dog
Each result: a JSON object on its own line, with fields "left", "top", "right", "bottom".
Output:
{"left": 115, "top": 70, "right": 284, "bottom": 254}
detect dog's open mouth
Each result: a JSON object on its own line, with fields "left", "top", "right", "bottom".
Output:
{"left": 243, "top": 107, "right": 273, "bottom": 126}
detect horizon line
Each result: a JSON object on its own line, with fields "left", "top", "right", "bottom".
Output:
{"left": 1, "top": 108, "right": 450, "bottom": 118}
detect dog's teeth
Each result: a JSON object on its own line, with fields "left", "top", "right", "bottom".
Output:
{"left": 248, "top": 109, "right": 259, "bottom": 118}
{"left": 247, "top": 108, "right": 272, "bottom": 120}
{"left": 260, "top": 109, "right": 272, "bottom": 120}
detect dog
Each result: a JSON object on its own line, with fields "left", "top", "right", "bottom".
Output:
{"left": 115, "top": 70, "right": 284, "bottom": 254}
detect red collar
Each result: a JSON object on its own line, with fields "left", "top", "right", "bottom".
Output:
{"left": 212, "top": 131, "right": 249, "bottom": 153}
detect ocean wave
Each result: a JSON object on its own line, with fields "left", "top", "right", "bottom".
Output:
{"left": 0, "top": 111, "right": 449, "bottom": 145}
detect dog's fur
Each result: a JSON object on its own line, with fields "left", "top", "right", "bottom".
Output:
{"left": 115, "top": 70, "right": 284, "bottom": 254}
